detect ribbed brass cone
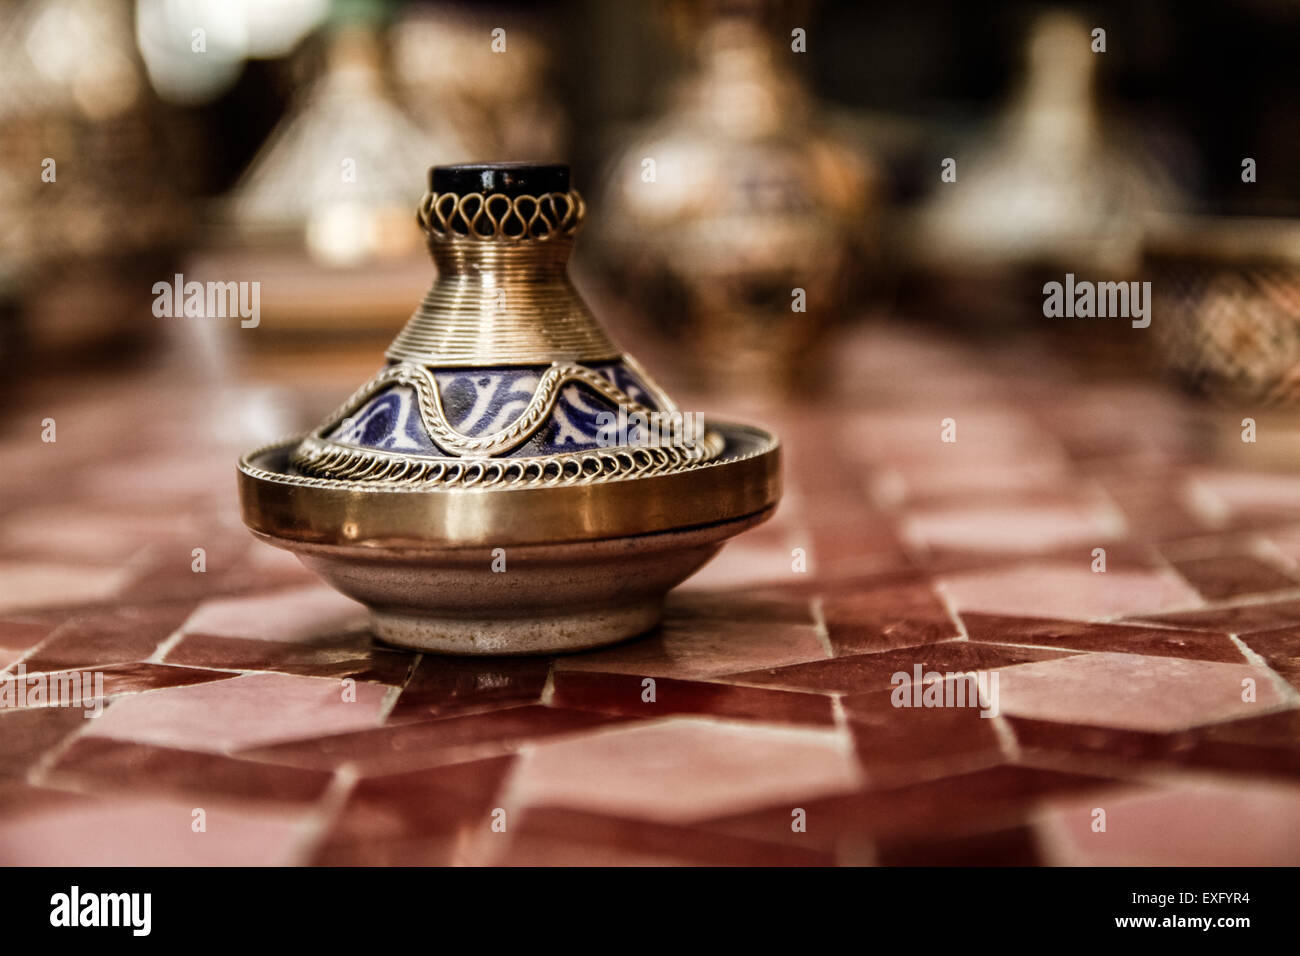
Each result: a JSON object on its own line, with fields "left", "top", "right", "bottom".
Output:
{"left": 386, "top": 233, "right": 620, "bottom": 366}
{"left": 385, "top": 168, "right": 619, "bottom": 366}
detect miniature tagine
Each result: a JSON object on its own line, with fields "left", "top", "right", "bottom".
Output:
{"left": 238, "top": 162, "right": 781, "bottom": 655}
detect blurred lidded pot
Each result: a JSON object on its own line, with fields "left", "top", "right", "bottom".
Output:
{"left": 904, "top": 11, "right": 1179, "bottom": 327}
{"left": 593, "top": 0, "right": 878, "bottom": 393}
{"left": 238, "top": 164, "right": 781, "bottom": 656}
{"left": 199, "top": 22, "right": 465, "bottom": 343}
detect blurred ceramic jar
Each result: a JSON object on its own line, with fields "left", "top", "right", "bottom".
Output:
{"left": 593, "top": 0, "right": 878, "bottom": 396}
{"left": 195, "top": 21, "right": 462, "bottom": 351}
{"left": 224, "top": 24, "right": 457, "bottom": 266}
{"left": 902, "top": 10, "right": 1179, "bottom": 343}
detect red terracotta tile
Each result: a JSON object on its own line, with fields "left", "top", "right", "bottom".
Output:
{"left": 1182, "top": 708, "right": 1300, "bottom": 780}
{"left": 165, "top": 632, "right": 415, "bottom": 685}
{"left": 841, "top": 684, "right": 1006, "bottom": 786}
{"left": 0, "top": 706, "right": 90, "bottom": 778}
{"left": 1011, "top": 707, "right": 1300, "bottom": 782}
{"left": 310, "top": 834, "right": 471, "bottom": 866}
{"left": 47, "top": 736, "right": 333, "bottom": 803}
{"left": 959, "top": 613, "right": 1247, "bottom": 662}
{"left": 702, "top": 764, "right": 1126, "bottom": 856}
{"left": 837, "top": 408, "right": 1052, "bottom": 469}
{"left": 726, "top": 642, "right": 1073, "bottom": 694}
{"left": 1097, "top": 474, "right": 1215, "bottom": 541}
{"left": 682, "top": 535, "right": 802, "bottom": 589}
{"left": 1131, "top": 597, "right": 1300, "bottom": 634}
{"left": 320, "top": 755, "right": 515, "bottom": 853}
{"left": 114, "top": 539, "right": 252, "bottom": 605}
{"left": 1190, "top": 470, "right": 1300, "bottom": 527}
{"left": 388, "top": 655, "right": 552, "bottom": 721}
{"left": 0, "top": 662, "right": 235, "bottom": 714}
{"left": 804, "top": 518, "right": 911, "bottom": 575}
{"left": 901, "top": 501, "right": 1120, "bottom": 555}
{"left": 510, "top": 719, "right": 861, "bottom": 823}
{"left": 0, "top": 616, "right": 65, "bottom": 651}
{"left": 550, "top": 671, "right": 835, "bottom": 726}
{"left": 179, "top": 585, "right": 367, "bottom": 644}
{"left": 215, "top": 541, "right": 319, "bottom": 594}
{"left": 1195, "top": 706, "right": 1300, "bottom": 749}
{"left": 0, "top": 561, "right": 127, "bottom": 614}
{"left": 239, "top": 705, "right": 631, "bottom": 774}
{"left": 888, "top": 460, "right": 1073, "bottom": 507}
{"left": 940, "top": 563, "right": 1202, "bottom": 620}
{"left": 1170, "top": 553, "right": 1300, "bottom": 600}
{"left": 0, "top": 796, "right": 307, "bottom": 865}
{"left": 495, "top": 807, "right": 833, "bottom": 866}
{"left": 916, "top": 540, "right": 1160, "bottom": 576}
{"left": 821, "top": 580, "right": 960, "bottom": 654}
{"left": 995, "top": 652, "right": 1284, "bottom": 732}
{"left": 18, "top": 602, "right": 199, "bottom": 673}
{"left": 1039, "top": 779, "right": 1300, "bottom": 865}
{"left": 0, "top": 781, "right": 92, "bottom": 818}
{"left": 1238, "top": 627, "right": 1300, "bottom": 690}
{"left": 85, "top": 672, "right": 390, "bottom": 752}
{"left": 1263, "top": 524, "right": 1300, "bottom": 567}
{"left": 557, "top": 617, "right": 828, "bottom": 680}
{"left": 0, "top": 505, "right": 200, "bottom": 563}
{"left": 1007, "top": 715, "right": 1198, "bottom": 764}
{"left": 665, "top": 588, "right": 816, "bottom": 627}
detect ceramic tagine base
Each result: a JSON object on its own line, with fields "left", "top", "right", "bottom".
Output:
{"left": 238, "top": 163, "right": 781, "bottom": 656}
{"left": 240, "top": 431, "right": 778, "bottom": 655}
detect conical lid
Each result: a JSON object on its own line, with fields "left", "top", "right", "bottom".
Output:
{"left": 290, "top": 163, "right": 720, "bottom": 486}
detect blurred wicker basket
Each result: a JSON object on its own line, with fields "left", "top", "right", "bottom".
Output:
{"left": 1146, "top": 215, "right": 1300, "bottom": 407}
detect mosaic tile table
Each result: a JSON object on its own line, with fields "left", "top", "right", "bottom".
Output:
{"left": 3, "top": 323, "right": 1300, "bottom": 866}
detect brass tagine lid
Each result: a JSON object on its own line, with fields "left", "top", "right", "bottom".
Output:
{"left": 238, "top": 162, "right": 781, "bottom": 656}
{"left": 286, "top": 162, "right": 725, "bottom": 483}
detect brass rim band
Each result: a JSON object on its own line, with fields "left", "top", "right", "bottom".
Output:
{"left": 291, "top": 431, "right": 727, "bottom": 486}
{"left": 239, "top": 422, "right": 781, "bottom": 550}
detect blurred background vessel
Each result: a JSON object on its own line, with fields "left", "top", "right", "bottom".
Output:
{"left": 0, "top": 0, "right": 1296, "bottom": 410}
{"left": 592, "top": 0, "right": 879, "bottom": 396}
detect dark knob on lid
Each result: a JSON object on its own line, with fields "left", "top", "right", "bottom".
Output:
{"left": 430, "top": 163, "right": 570, "bottom": 196}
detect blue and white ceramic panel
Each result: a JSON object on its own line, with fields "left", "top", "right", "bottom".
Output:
{"left": 327, "top": 361, "right": 660, "bottom": 458}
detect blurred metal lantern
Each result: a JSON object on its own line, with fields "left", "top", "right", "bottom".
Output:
{"left": 593, "top": 0, "right": 877, "bottom": 395}
{"left": 904, "top": 10, "right": 1178, "bottom": 330}
{"left": 389, "top": 7, "right": 567, "bottom": 163}
{"left": 1147, "top": 215, "right": 1300, "bottom": 407}
{"left": 0, "top": 0, "right": 191, "bottom": 358}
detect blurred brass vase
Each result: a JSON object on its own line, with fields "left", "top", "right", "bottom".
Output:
{"left": 594, "top": 9, "right": 876, "bottom": 393}
{"left": 239, "top": 163, "right": 781, "bottom": 655}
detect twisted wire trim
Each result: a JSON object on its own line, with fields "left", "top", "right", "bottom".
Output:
{"left": 417, "top": 190, "right": 585, "bottom": 241}
{"left": 316, "top": 361, "right": 659, "bottom": 458}
{"left": 289, "top": 430, "right": 726, "bottom": 487}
